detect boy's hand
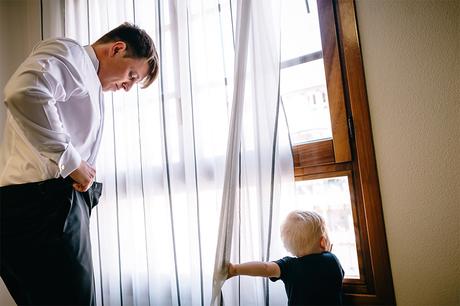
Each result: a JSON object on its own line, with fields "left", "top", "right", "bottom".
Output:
{"left": 227, "top": 263, "right": 237, "bottom": 279}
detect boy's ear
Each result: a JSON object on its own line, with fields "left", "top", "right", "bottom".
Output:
{"left": 319, "top": 236, "right": 328, "bottom": 251}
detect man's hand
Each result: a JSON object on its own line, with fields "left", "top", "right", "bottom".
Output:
{"left": 69, "top": 161, "right": 96, "bottom": 192}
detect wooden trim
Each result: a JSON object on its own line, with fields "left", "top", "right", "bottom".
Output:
{"left": 317, "top": 0, "right": 351, "bottom": 163}
{"left": 345, "top": 171, "right": 371, "bottom": 292}
{"left": 293, "top": 140, "right": 335, "bottom": 168}
{"left": 335, "top": 0, "right": 396, "bottom": 304}
{"left": 346, "top": 167, "right": 375, "bottom": 296}
{"left": 294, "top": 160, "right": 351, "bottom": 177}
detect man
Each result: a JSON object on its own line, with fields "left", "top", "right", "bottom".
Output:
{"left": 0, "top": 22, "right": 159, "bottom": 305}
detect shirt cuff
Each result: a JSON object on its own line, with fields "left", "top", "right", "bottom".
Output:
{"left": 58, "top": 142, "right": 81, "bottom": 178}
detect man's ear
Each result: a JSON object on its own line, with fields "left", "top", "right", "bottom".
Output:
{"left": 110, "top": 41, "right": 127, "bottom": 57}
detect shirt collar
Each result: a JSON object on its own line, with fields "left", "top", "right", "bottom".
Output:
{"left": 84, "top": 45, "right": 99, "bottom": 72}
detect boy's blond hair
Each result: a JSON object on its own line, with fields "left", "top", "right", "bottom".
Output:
{"left": 280, "top": 210, "right": 328, "bottom": 257}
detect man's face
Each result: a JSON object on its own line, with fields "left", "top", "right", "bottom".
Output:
{"left": 98, "top": 42, "right": 149, "bottom": 92}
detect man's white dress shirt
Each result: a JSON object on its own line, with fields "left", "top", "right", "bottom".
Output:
{"left": 0, "top": 38, "right": 104, "bottom": 186}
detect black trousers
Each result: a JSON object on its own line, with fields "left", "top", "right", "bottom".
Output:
{"left": 0, "top": 178, "right": 102, "bottom": 306}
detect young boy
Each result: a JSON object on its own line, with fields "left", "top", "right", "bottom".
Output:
{"left": 227, "top": 210, "right": 344, "bottom": 305}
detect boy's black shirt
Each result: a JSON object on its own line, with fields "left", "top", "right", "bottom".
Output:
{"left": 270, "top": 252, "right": 344, "bottom": 306}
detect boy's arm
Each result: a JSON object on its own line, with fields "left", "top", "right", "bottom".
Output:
{"left": 228, "top": 261, "right": 281, "bottom": 279}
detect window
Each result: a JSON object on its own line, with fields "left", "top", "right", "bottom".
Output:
{"left": 281, "top": 0, "right": 395, "bottom": 304}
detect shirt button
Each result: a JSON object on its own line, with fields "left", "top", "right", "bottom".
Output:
{"left": 60, "top": 165, "right": 65, "bottom": 170}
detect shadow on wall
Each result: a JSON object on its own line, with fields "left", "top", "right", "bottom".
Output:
{"left": 0, "top": 108, "right": 4, "bottom": 143}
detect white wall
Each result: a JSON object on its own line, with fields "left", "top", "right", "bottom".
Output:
{"left": 0, "top": 0, "right": 41, "bottom": 142}
{"left": 0, "top": 1, "right": 459, "bottom": 306}
{"left": 0, "top": 1, "right": 40, "bottom": 305}
{"left": 355, "top": 0, "right": 459, "bottom": 305}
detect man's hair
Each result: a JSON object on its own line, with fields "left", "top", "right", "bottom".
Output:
{"left": 280, "top": 210, "right": 328, "bottom": 256}
{"left": 95, "top": 22, "right": 159, "bottom": 88}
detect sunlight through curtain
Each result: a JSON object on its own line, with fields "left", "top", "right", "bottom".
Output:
{"left": 41, "top": 0, "right": 295, "bottom": 305}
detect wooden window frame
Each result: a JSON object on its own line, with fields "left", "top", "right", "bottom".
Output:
{"left": 290, "top": 0, "right": 396, "bottom": 304}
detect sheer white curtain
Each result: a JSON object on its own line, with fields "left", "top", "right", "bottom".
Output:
{"left": 211, "top": 0, "right": 296, "bottom": 305}
{"left": 42, "top": 0, "right": 294, "bottom": 305}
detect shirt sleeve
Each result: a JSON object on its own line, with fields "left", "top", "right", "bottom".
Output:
{"left": 4, "top": 57, "right": 82, "bottom": 178}
{"left": 269, "top": 257, "right": 290, "bottom": 282}
{"left": 329, "top": 252, "right": 345, "bottom": 281}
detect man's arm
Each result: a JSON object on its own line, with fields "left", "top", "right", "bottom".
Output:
{"left": 227, "top": 261, "right": 281, "bottom": 279}
{"left": 5, "top": 62, "right": 82, "bottom": 178}
{"left": 6, "top": 71, "right": 95, "bottom": 191}
{"left": 4, "top": 42, "right": 99, "bottom": 191}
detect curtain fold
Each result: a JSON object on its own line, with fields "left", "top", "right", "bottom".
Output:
{"left": 210, "top": 0, "right": 251, "bottom": 303}
{"left": 42, "top": 0, "right": 294, "bottom": 305}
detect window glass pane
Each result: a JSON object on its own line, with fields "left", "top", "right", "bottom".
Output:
{"left": 295, "top": 176, "right": 360, "bottom": 279}
{"left": 281, "top": 0, "right": 323, "bottom": 60}
{"left": 281, "top": 60, "right": 332, "bottom": 145}
{"left": 280, "top": 0, "right": 332, "bottom": 145}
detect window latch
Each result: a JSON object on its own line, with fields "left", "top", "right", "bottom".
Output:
{"left": 348, "top": 116, "right": 355, "bottom": 139}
